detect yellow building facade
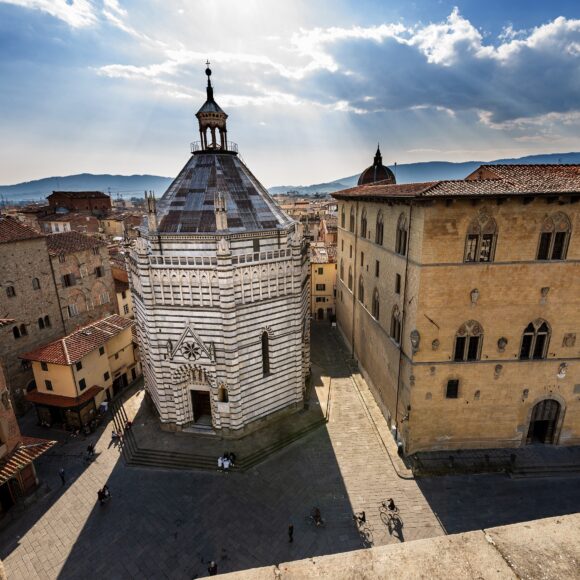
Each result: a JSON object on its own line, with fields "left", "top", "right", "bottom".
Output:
{"left": 310, "top": 242, "right": 337, "bottom": 320}
{"left": 334, "top": 164, "right": 580, "bottom": 454}
{"left": 22, "top": 315, "right": 138, "bottom": 428}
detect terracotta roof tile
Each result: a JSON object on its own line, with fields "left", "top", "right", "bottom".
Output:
{"left": 49, "top": 191, "right": 109, "bottom": 199}
{"left": 25, "top": 386, "right": 103, "bottom": 408}
{"left": 46, "top": 231, "right": 107, "bottom": 256}
{"left": 0, "top": 216, "right": 44, "bottom": 244}
{"left": 21, "top": 315, "right": 133, "bottom": 365}
{"left": 0, "top": 437, "right": 57, "bottom": 485}
{"left": 333, "top": 164, "right": 580, "bottom": 201}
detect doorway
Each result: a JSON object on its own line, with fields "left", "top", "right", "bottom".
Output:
{"left": 317, "top": 308, "right": 324, "bottom": 320}
{"left": 191, "top": 390, "right": 212, "bottom": 425}
{"left": 526, "top": 399, "right": 560, "bottom": 444}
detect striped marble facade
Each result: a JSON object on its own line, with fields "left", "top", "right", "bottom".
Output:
{"left": 128, "top": 226, "right": 310, "bottom": 435}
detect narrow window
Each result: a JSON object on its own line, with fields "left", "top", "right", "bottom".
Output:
{"left": 341, "top": 240, "right": 344, "bottom": 251}
{"left": 360, "top": 208, "right": 367, "bottom": 238}
{"left": 349, "top": 245, "right": 352, "bottom": 259}
{"left": 375, "top": 211, "right": 384, "bottom": 245}
{"left": 58, "top": 255, "right": 66, "bottom": 264}
{"left": 38, "top": 317, "right": 45, "bottom": 330}
{"left": 391, "top": 306, "right": 402, "bottom": 344}
{"left": 12, "top": 326, "right": 20, "bottom": 339}
{"left": 341, "top": 205, "right": 345, "bottom": 228}
{"left": 62, "top": 273, "right": 75, "bottom": 287}
{"left": 75, "top": 361, "right": 83, "bottom": 371}
{"left": 41, "top": 362, "right": 48, "bottom": 371}
{"left": 123, "top": 304, "right": 129, "bottom": 315}
{"left": 360, "top": 252, "right": 364, "bottom": 267}
{"left": 395, "top": 274, "right": 401, "bottom": 294}
{"left": 261, "top": 331, "right": 270, "bottom": 376}
{"left": 348, "top": 266, "right": 353, "bottom": 290}
{"left": 32, "top": 278, "right": 41, "bottom": 290}
{"left": 20, "top": 324, "right": 27, "bottom": 336}
{"left": 358, "top": 275, "right": 364, "bottom": 304}
{"left": 218, "top": 386, "right": 229, "bottom": 403}
{"left": 99, "top": 346, "right": 105, "bottom": 356}
{"left": 104, "top": 372, "right": 110, "bottom": 381}
{"left": 44, "top": 315, "right": 51, "bottom": 327}
{"left": 94, "top": 266, "right": 104, "bottom": 278}
{"left": 375, "top": 260, "right": 380, "bottom": 277}
{"left": 6, "top": 286, "right": 16, "bottom": 298}
{"left": 317, "top": 268, "right": 323, "bottom": 275}
{"left": 340, "top": 259, "right": 344, "bottom": 281}
{"left": 396, "top": 214, "right": 408, "bottom": 256}
{"left": 453, "top": 321, "right": 483, "bottom": 362}
{"left": 68, "top": 304, "right": 79, "bottom": 318}
{"left": 349, "top": 207, "right": 355, "bottom": 233}
{"left": 121, "top": 290, "right": 127, "bottom": 299}
{"left": 92, "top": 246, "right": 100, "bottom": 256}
{"left": 253, "top": 239, "right": 260, "bottom": 253}
{"left": 371, "top": 288, "right": 380, "bottom": 320}
{"left": 446, "top": 380, "right": 459, "bottom": 399}
{"left": 45, "top": 380, "right": 53, "bottom": 391}
{"left": 79, "top": 378, "right": 86, "bottom": 391}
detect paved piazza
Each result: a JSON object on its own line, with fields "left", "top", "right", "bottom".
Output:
{"left": 1, "top": 325, "right": 579, "bottom": 579}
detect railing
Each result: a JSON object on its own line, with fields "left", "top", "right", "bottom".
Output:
{"left": 190, "top": 141, "right": 238, "bottom": 154}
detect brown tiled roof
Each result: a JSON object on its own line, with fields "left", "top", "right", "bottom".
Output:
{"left": 25, "top": 386, "right": 103, "bottom": 408}
{"left": 49, "top": 191, "right": 109, "bottom": 199}
{"left": 21, "top": 315, "right": 133, "bottom": 365}
{"left": 0, "top": 319, "right": 16, "bottom": 328}
{"left": 0, "top": 437, "right": 57, "bottom": 485}
{"left": 0, "top": 216, "right": 44, "bottom": 244}
{"left": 46, "top": 231, "right": 107, "bottom": 256}
{"left": 333, "top": 164, "right": 580, "bottom": 201}
{"left": 114, "top": 278, "right": 129, "bottom": 293}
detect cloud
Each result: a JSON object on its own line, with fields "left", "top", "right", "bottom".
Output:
{"left": 0, "top": 0, "right": 98, "bottom": 28}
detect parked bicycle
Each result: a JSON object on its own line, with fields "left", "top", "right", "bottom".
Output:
{"left": 353, "top": 510, "right": 373, "bottom": 548}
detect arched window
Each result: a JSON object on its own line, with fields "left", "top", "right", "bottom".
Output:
{"left": 339, "top": 259, "right": 344, "bottom": 281}
{"left": 261, "top": 331, "right": 271, "bottom": 376}
{"left": 12, "top": 326, "right": 20, "bottom": 339}
{"left": 218, "top": 385, "right": 229, "bottom": 403}
{"left": 358, "top": 275, "right": 365, "bottom": 304}
{"left": 348, "top": 266, "right": 353, "bottom": 290}
{"left": 360, "top": 208, "right": 368, "bottom": 238}
{"left": 341, "top": 205, "right": 345, "bottom": 228}
{"left": 520, "top": 320, "right": 550, "bottom": 360}
{"left": 375, "top": 211, "right": 384, "bottom": 245}
{"left": 453, "top": 320, "right": 483, "bottom": 361}
{"left": 38, "top": 317, "right": 45, "bottom": 330}
{"left": 395, "top": 213, "right": 408, "bottom": 256}
{"left": 32, "top": 278, "right": 41, "bottom": 290}
{"left": 19, "top": 324, "right": 27, "bottom": 336}
{"left": 391, "top": 305, "right": 402, "bottom": 344}
{"left": 537, "top": 212, "right": 571, "bottom": 260}
{"left": 372, "top": 288, "right": 380, "bottom": 319}
{"left": 349, "top": 207, "right": 355, "bottom": 233}
{"left": 6, "top": 286, "right": 15, "bottom": 298}
{"left": 44, "top": 315, "right": 51, "bottom": 327}
{"left": 464, "top": 212, "right": 497, "bottom": 262}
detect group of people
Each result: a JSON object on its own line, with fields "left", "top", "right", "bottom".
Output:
{"left": 217, "top": 452, "right": 236, "bottom": 471}
{"left": 97, "top": 485, "right": 111, "bottom": 505}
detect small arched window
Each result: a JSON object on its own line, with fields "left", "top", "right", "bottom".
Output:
{"left": 12, "top": 326, "right": 20, "bottom": 339}
{"left": 38, "top": 317, "right": 45, "bottom": 330}
{"left": 395, "top": 214, "right": 408, "bottom": 256}
{"left": 348, "top": 266, "right": 353, "bottom": 291}
{"left": 358, "top": 275, "right": 365, "bottom": 304}
{"left": 19, "top": 324, "right": 27, "bottom": 336}
{"left": 391, "top": 305, "right": 402, "bottom": 344}
{"left": 32, "top": 278, "right": 41, "bottom": 290}
{"left": 6, "top": 286, "right": 16, "bottom": 298}
{"left": 520, "top": 319, "right": 550, "bottom": 360}
{"left": 537, "top": 212, "right": 571, "bottom": 260}
{"left": 341, "top": 205, "right": 345, "bottom": 228}
{"left": 44, "top": 315, "right": 51, "bottom": 327}
{"left": 360, "top": 208, "right": 368, "bottom": 238}
{"left": 261, "top": 331, "right": 271, "bottom": 376}
{"left": 372, "top": 288, "right": 380, "bottom": 319}
{"left": 349, "top": 207, "right": 355, "bottom": 233}
{"left": 464, "top": 212, "right": 497, "bottom": 262}
{"left": 339, "top": 259, "right": 344, "bottom": 281}
{"left": 218, "top": 386, "right": 229, "bottom": 403}
{"left": 375, "top": 211, "right": 384, "bottom": 245}
{"left": 453, "top": 320, "right": 483, "bottom": 361}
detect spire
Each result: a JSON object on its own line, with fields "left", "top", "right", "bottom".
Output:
{"left": 205, "top": 60, "right": 214, "bottom": 102}
{"left": 374, "top": 144, "right": 382, "bottom": 166}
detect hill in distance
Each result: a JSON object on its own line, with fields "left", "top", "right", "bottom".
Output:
{"left": 1, "top": 152, "right": 580, "bottom": 203}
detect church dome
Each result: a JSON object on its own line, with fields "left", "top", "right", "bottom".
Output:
{"left": 358, "top": 146, "right": 396, "bottom": 186}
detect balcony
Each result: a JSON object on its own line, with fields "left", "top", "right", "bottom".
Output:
{"left": 191, "top": 141, "right": 238, "bottom": 154}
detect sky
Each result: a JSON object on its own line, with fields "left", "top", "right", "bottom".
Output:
{"left": 1, "top": 1, "right": 580, "bottom": 188}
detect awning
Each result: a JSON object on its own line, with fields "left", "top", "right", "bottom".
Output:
{"left": 0, "top": 437, "right": 56, "bottom": 486}
{"left": 25, "top": 386, "right": 103, "bottom": 409}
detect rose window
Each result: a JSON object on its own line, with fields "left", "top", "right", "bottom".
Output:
{"left": 181, "top": 342, "right": 201, "bottom": 360}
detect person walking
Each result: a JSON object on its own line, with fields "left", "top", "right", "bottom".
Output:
{"left": 58, "top": 468, "right": 65, "bottom": 486}
{"left": 288, "top": 524, "right": 294, "bottom": 543}
{"left": 207, "top": 561, "right": 218, "bottom": 576}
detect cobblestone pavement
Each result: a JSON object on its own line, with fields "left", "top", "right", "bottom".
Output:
{"left": 0, "top": 324, "right": 579, "bottom": 579}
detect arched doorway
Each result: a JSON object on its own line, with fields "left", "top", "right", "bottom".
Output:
{"left": 526, "top": 399, "right": 561, "bottom": 444}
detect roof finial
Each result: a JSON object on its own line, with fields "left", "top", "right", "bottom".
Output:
{"left": 205, "top": 60, "right": 214, "bottom": 101}
{"left": 374, "top": 143, "right": 382, "bottom": 166}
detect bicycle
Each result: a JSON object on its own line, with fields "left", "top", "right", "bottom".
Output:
{"left": 353, "top": 511, "right": 373, "bottom": 548}
{"left": 379, "top": 499, "right": 402, "bottom": 534}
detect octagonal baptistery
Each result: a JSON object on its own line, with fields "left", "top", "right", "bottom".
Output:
{"left": 127, "top": 66, "right": 310, "bottom": 436}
